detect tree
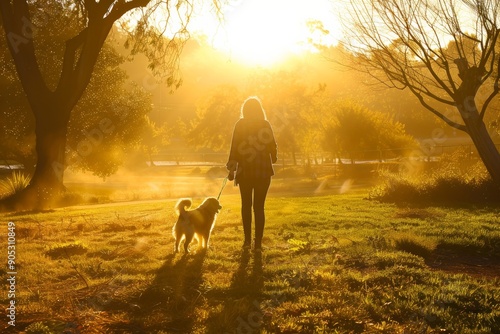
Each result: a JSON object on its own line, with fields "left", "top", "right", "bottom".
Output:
{"left": 188, "top": 85, "right": 244, "bottom": 152}
{"left": 139, "top": 116, "right": 171, "bottom": 167}
{"left": 322, "top": 102, "right": 416, "bottom": 163}
{"left": 1, "top": 30, "right": 153, "bottom": 179}
{"left": 246, "top": 70, "right": 311, "bottom": 165}
{"left": 0, "top": 0, "right": 222, "bottom": 210}
{"left": 342, "top": 0, "right": 500, "bottom": 185}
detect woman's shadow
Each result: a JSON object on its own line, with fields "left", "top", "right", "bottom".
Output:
{"left": 232, "top": 249, "right": 263, "bottom": 297}
{"left": 206, "top": 249, "right": 265, "bottom": 333}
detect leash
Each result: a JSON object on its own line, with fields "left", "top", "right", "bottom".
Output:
{"left": 216, "top": 177, "right": 228, "bottom": 200}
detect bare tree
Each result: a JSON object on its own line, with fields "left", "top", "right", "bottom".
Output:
{"left": 0, "top": 0, "right": 222, "bottom": 210}
{"left": 342, "top": 0, "right": 500, "bottom": 184}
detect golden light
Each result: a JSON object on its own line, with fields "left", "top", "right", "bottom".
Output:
{"left": 197, "top": 0, "right": 342, "bottom": 67}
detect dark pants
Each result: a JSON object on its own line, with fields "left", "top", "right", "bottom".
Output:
{"left": 238, "top": 177, "right": 271, "bottom": 246}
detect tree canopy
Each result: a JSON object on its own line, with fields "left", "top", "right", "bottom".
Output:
{"left": 342, "top": 0, "right": 500, "bottom": 185}
{"left": 0, "top": 27, "right": 153, "bottom": 178}
{"left": 0, "top": 0, "right": 223, "bottom": 210}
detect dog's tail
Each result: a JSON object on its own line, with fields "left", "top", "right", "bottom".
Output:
{"left": 175, "top": 198, "right": 192, "bottom": 215}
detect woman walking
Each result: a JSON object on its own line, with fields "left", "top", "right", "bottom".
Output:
{"left": 226, "top": 97, "right": 278, "bottom": 251}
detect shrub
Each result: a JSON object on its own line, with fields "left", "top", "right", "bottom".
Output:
{"left": 26, "top": 322, "right": 53, "bottom": 334}
{"left": 370, "top": 149, "right": 500, "bottom": 204}
{"left": 0, "top": 171, "right": 30, "bottom": 196}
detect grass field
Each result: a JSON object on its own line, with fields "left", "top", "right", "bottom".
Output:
{"left": 1, "top": 174, "right": 500, "bottom": 333}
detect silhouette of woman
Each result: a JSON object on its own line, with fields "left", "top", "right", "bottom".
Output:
{"left": 226, "top": 97, "right": 278, "bottom": 251}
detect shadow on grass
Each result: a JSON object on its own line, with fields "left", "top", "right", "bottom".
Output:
{"left": 426, "top": 244, "right": 500, "bottom": 278}
{"left": 205, "top": 249, "right": 265, "bottom": 333}
{"left": 106, "top": 250, "right": 208, "bottom": 333}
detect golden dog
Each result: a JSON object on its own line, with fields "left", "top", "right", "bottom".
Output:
{"left": 172, "top": 197, "right": 222, "bottom": 253}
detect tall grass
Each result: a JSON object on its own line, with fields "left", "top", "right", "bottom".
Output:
{"left": 0, "top": 171, "right": 30, "bottom": 197}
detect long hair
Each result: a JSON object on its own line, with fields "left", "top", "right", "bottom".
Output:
{"left": 241, "top": 96, "right": 267, "bottom": 120}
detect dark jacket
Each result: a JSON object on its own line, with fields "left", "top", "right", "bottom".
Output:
{"left": 227, "top": 118, "right": 278, "bottom": 184}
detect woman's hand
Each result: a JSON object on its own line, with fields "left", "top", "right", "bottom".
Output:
{"left": 226, "top": 160, "right": 237, "bottom": 181}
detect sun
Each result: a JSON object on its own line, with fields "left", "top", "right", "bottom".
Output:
{"left": 198, "top": 0, "right": 341, "bottom": 67}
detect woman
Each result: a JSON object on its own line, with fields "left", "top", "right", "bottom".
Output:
{"left": 226, "top": 97, "right": 278, "bottom": 251}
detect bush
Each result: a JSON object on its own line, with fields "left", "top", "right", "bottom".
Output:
{"left": 370, "top": 149, "right": 500, "bottom": 204}
{"left": 0, "top": 171, "right": 30, "bottom": 196}
{"left": 26, "top": 322, "right": 53, "bottom": 334}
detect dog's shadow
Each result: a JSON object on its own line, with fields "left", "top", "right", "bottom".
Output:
{"left": 135, "top": 250, "right": 208, "bottom": 332}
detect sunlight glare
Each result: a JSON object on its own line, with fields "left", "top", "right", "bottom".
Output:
{"left": 204, "top": 0, "right": 341, "bottom": 67}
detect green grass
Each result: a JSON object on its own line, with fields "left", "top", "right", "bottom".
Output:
{"left": 1, "top": 192, "right": 499, "bottom": 333}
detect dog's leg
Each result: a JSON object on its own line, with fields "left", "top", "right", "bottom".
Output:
{"left": 174, "top": 232, "right": 183, "bottom": 253}
{"left": 172, "top": 220, "right": 184, "bottom": 253}
{"left": 184, "top": 229, "right": 194, "bottom": 253}
{"left": 203, "top": 231, "right": 210, "bottom": 249}
{"left": 198, "top": 234, "right": 206, "bottom": 250}
{"left": 173, "top": 225, "right": 183, "bottom": 253}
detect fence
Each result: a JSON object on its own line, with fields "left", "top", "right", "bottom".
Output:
{"left": 151, "top": 142, "right": 490, "bottom": 167}
{"left": 1, "top": 142, "right": 497, "bottom": 172}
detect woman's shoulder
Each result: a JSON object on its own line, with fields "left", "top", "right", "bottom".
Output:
{"left": 236, "top": 118, "right": 272, "bottom": 127}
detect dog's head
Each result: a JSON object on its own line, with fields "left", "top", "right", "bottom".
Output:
{"left": 202, "top": 197, "right": 222, "bottom": 214}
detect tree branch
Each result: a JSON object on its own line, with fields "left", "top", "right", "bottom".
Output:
{"left": 0, "top": 1, "right": 14, "bottom": 31}
{"left": 479, "top": 57, "right": 500, "bottom": 120}
{"left": 106, "top": 0, "right": 152, "bottom": 23}
{"left": 57, "top": 0, "right": 151, "bottom": 111}
{"left": 408, "top": 86, "right": 467, "bottom": 132}
{"left": 57, "top": 28, "right": 88, "bottom": 94}
{"left": 0, "top": 0, "right": 50, "bottom": 107}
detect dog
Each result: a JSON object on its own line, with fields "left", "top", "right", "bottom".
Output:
{"left": 172, "top": 197, "right": 222, "bottom": 253}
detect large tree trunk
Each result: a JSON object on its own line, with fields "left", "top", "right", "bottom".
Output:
{"left": 459, "top": 101, "right": 500, "bottom": 185}
{"left": 30, "top": 105, "right": 71, "bottom": 193}
{"left": 0, "top": 102, "right": 71, "bottom": 211}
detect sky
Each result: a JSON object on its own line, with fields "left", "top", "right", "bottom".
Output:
{"left": 189, "top": 0, "right": 344, "bottom": 67}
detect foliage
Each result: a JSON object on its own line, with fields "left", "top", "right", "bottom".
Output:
{"left": 187, "top": 71, "right": 315, "bottom": 162}
{"left": 188, "top": 85, "right": 243, "bottom": 151}
{"left": 138, "top": 116, "right": 172, "bottom": 166}
{"left": 341, "top": 0, "right": 500, "bottom": 184}
{"left": 370, "top": 148, "right": 498, "bottom": 204}
{"left": 0, "top": 0, "right": 224, "bottom": 210}
{"left": 0, "top": 171, "right": 30, "bottom": 197}
{"left": 323, "top": 101, "right": 417, "bottom": 162}
{"left": 189, "top": 75, "right": 417, "bottom": 165}
{"left": 68, "top": 79, "right": 153, "bottom": 178}
{"left": 0, "top": 22, "right": 153, "bottom": 178}
{"left": 25, "top": 322, "right": 53, "bottom": 334}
